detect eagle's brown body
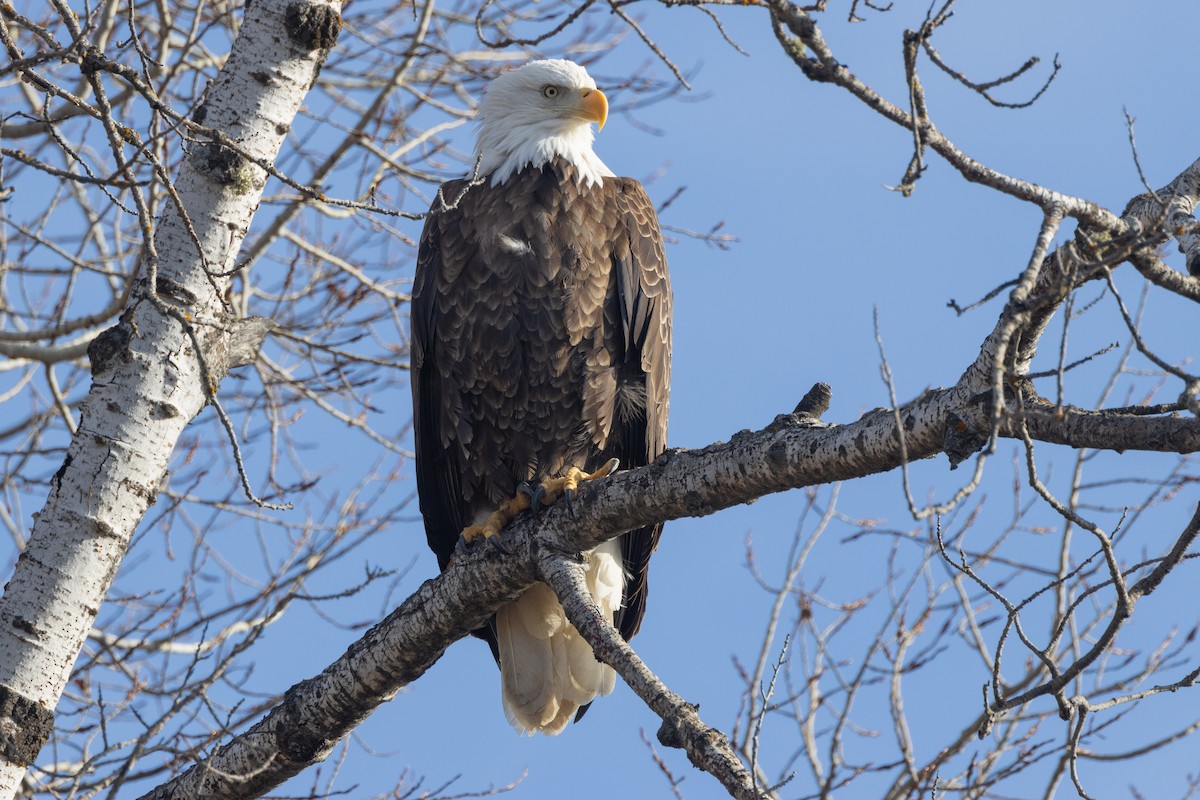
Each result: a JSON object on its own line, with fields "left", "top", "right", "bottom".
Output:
{"left": 411, "top": 157, "right": 671, "bottom": 729}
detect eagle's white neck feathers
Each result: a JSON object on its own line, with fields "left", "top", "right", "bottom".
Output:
{"left": 475, "top": 59, "right": 614, "bottom": 188}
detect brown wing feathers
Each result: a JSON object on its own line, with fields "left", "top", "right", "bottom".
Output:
{"left": 412, "top": 157, "right": 671, "bottom": 652}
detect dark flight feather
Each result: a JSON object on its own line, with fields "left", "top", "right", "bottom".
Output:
{"left": 411, "top": 156, "right": 671, "bottom": 688}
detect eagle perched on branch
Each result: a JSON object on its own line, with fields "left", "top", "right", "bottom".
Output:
{"left": 411, "top": 59, "right": 672, "bottom": 734}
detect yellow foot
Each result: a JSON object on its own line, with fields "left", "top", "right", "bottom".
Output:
{"left": 460, "top": 491, "right": 533, "bottom": 546}
{"left": 533, "top": 457, "right": 620, "bottom": 513}
{"left": 449, "top": 460, "right": 618, "bottom": 565}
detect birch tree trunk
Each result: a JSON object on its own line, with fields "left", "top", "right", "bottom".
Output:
{"left": 0, "top": 0, "right": 341, "bottom": 791}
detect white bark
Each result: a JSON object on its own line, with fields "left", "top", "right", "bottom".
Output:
{"left": 0, "top": 0, "right": 340, "bottom": 790}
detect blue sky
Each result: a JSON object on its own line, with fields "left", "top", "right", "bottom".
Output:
{"left": 7, "top": 1, "right": 1199, "bottom": 798}
{"left": 275, "top": 3, "right": 1199, "bottom": 798}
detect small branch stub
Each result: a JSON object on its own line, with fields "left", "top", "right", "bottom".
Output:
{"left": 87, "top": 321, "right": 132, "bottom": 376}
{"left": 227, "top": 317, "right": 276, "bottom": 368}
{"left": 794, "top": 381, "right": 832, "bottom": 419}
{"left": 766, "top": 382, "right": 832, "bottom": 435}
{"left": 943, "top": 411, "right": 988, "bottom": 469}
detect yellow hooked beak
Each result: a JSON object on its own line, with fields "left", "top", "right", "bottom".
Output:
{"left": 578, "top": 88, "right": 608, "bottom": 132}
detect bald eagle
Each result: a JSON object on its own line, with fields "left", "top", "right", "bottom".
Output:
{"left": 411, "top": 59, "right": 672, "bottom": 735}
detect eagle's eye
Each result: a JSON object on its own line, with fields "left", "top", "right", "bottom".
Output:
{"left": 541, "top": 85, "right": 559, "bottom": 99}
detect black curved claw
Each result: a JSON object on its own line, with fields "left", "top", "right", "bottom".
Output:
{"left": 564, "top": 487, "right": 577, "bottom": 517}
{"left": 487, "top": 535, "right": 511, "bottom": 556}
{"left": 517, "top": 481, "right": 536, "bottom": 500}
{"left": 455, "top": 536, "right": 474, "bottom": 557}
{"left": 531, "top": 484, "right": 549, "bottom": 515}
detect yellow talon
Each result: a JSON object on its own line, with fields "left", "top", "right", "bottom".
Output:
{"left": 534, "top": 457, "right": 619, "bottom": 510}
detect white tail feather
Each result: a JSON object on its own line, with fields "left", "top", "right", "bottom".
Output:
{"left": 497, "top": 539, "right": 623, "bottom": 735}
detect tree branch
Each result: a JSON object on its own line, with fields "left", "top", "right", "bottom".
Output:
{"left": 539, "top": 553, "right": 767, "bottom": 800}
{"left": 134, "top": 361, "right": 1200, "bottom": 798}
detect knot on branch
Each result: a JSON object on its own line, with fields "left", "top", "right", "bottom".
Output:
{"left": 87, "top": 320, "right": 132, "bottom": 376}
{"left": 190, "top": 142, "right": 257, "bottom": 194}
{"left": 943, "top": 411, "right": 987, "bottom": 469}
{"left": 284, "top": 1, "right": 342, "bottom": 52}
{"left": 78, "top": 45, "right": 106, "bottom": 76}
{"left": 155, "top": 276, "right": 201, "bottom": 307}
{"left": 277, "top": 678, "right": 336, "bottom": 762}
{"left": 656, "top": 701, "right": 700, "bottom": 749}
{"left": 0, "top": 683, "right": 54, "bottom": 766}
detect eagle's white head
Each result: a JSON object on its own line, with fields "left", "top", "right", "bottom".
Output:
{"left": 475, "top": 59, "right": 615, "bottom": 187}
